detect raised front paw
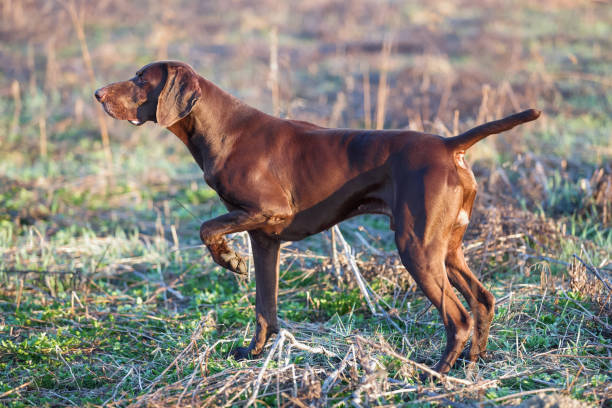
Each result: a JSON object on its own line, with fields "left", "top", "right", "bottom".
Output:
{"left": 220, "top": 250, "right": 247, "bottom": 275}
{"left": 202, "top": 236, "right": 247, "bottom": 275}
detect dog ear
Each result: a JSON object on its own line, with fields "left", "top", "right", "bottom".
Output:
{"left": 156, "top": 64, "right": 202, "bottom": 127}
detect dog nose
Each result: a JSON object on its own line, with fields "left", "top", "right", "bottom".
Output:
{"left": 94, "top": 87, "right": 106, "bottom": 102}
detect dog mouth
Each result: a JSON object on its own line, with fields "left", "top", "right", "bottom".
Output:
{"left": 100, "top": 102, "right": 116, "bottom": 119}
{"left": 99, "top": 102, "right": 143, "bottom": 125}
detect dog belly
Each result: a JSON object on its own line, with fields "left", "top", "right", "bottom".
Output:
{"left": 274, "top": 197, "right": 391, "bottom": 241}
{"left": 276, "top": 210, "right": 344, "bottom": 240}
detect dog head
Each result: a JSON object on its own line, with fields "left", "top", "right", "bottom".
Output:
{"left": 95, "top": 61, "right": 202, "bottom": 127}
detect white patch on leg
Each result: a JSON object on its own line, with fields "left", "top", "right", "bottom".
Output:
{"left": 457, "top": 209, "right": 470, "bottom": 226}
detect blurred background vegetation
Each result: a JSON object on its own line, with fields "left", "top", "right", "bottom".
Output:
{"left": 0, "top": 0, "right": 610, "bottom": 406}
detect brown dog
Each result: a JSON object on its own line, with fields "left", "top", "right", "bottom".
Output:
{"left": 96, "top": 61, "right": 540, "bottom": 374}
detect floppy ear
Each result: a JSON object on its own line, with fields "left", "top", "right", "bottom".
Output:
{"left": 156, "top": 65, "right": 202, "bottom": 127}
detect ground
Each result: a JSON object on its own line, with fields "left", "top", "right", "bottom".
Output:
{"left": 0, "top": 0, "right": 610, "bottom": 406}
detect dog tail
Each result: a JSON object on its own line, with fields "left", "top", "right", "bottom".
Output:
{"left": 445, "top": 109, "right": 541, "bottom": 151}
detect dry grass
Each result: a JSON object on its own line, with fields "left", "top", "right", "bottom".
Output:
{"left": 0, "top": 0, "right": 610, "bottom": 406}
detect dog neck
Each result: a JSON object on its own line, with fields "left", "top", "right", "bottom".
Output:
{"left": 167, "top": 77, "right": 264, "bottom": 185}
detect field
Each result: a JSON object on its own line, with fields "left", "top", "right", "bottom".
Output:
{"left": 0, "top": 0, "right": 611, "bottom": 406}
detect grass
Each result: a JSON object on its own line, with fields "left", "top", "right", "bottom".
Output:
{"left": 1, "top": 0, "right": 611, "bottom": 406}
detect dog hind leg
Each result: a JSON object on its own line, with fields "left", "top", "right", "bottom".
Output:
{"left": 446, "top": 247, "right": 495, "bottom": 360}
{"left": 391, "top": 162, "right": 477, "bottom": 374}
{"left": 396, "top": 235, "right": 473, "bottom": 374}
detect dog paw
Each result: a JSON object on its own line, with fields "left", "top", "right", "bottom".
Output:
{"left": 458, "top": 345, "right": 473, "bottom": 362}
{"left": 418, "top": 371, "right": 441, "bottom": 384}
{"left": 230, "top": 346, "right": 265, "bottom": 361}
{"left": 220, "top": 251, "right": 247, "bottom": 275}
{"left": 459, "top": 343, "right": 488, "bottom": 363}
{"left": 230, "top": 346, "right": 251, "bottom": 361}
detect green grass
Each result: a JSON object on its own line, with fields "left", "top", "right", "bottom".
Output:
{"left": 1, "top": 0, "right": 611, "bottom": 406}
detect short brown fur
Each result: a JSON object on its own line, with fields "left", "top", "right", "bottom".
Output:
{"left": 96, "top": 61, "right": 540, "bottom": 374}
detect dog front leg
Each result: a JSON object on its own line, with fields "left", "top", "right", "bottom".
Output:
{"left": 199, "top": 210, "right": 268, "bottom": 274}
{"left": 232, "top": 230, "right": 280, "bottom": 359}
